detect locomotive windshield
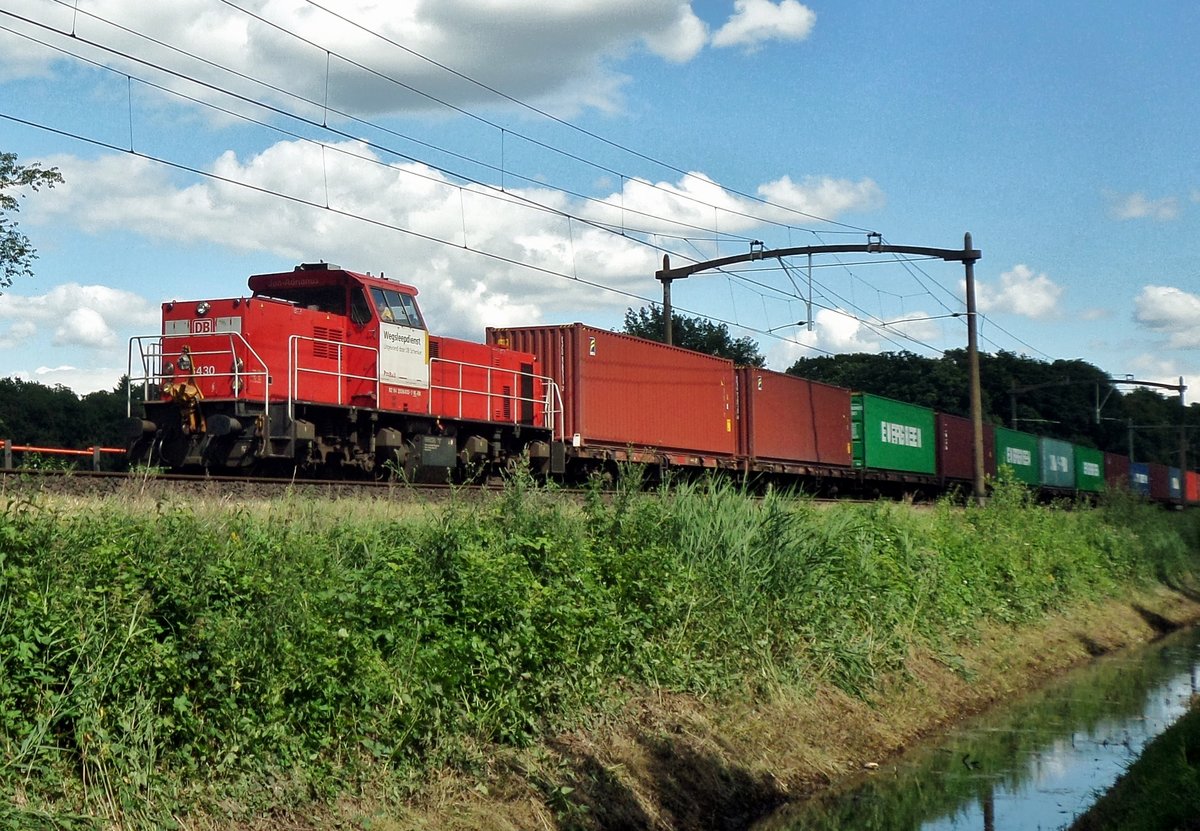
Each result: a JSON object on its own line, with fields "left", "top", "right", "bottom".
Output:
{"left": 371, "top": 287, "right": 425, "bottom": 329}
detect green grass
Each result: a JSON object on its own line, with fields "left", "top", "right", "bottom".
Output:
{"left": 0, "top": 475, "right": 1197, "bottom": 826}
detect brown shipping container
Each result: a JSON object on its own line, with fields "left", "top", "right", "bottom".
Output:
{"left": 736, "top": 367, "right": 852, "bottom": 467}
{"left": 487, "top": 324, "right": 737, "bottom": 458}
{"left": 1147, "top": 462, "right": 1171, "bottom": 501}
{"left": 1103, "top": 451, "right": 1130, "bottom": 491}
{"left": 935, "top": 413, "right": 997, "bottom": 482}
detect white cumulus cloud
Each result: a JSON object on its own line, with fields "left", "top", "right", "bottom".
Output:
{"left": 0, "top": 283, "right": 159, "bottom": 349}
{"left": 974, "top": 264, "right": 1062, "bottom": 319}
{"left": 28, "top": 142, "right": 887, "bottom": 341}
{"left": 1134, "top": 285, "right": 1200, "bottom": 348}
{"left": 712, "top": 0, "right": 816, "bottom": 51}
{"left": 55, "top": 307, "right": 117, "bottom": 348}
{"left": 1107, "top": 191, "right": 1180, "bottom": 222}
{"left": 0, "top": 0, "right": 712, "bottom": 117}
{"left": 756, "top": 175, "right": 884, "bottom": 219}
{"left": 1123, "top": 353, "right": 1199, "bottom": 391}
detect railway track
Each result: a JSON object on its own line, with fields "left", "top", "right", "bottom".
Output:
{"left": 0, "top": 467, "right": 895, "bottom": 506}
{"left": 0, "top": 467, "right": 500, "bottom": 502}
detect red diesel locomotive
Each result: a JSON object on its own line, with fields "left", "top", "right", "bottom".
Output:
{"left": 128, "top": 263, "right": 560, "bottom": 480}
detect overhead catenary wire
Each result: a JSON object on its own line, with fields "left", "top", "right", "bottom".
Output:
{"left": 33, "top": 0, "right": 859, "bottom": 246}
{"left": 0, "top": 13, "right": 765, "bottom": 257}
{"left": 290, "top": 0, "right": 874, "bottom": 235}
{"left": 4, "top": 4, "right": 1054, "bottom": 363}
{"left": 0, "top": 107, "right": 835, "bottom": 360}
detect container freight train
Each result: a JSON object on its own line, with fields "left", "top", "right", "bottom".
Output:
{"left": 127, "top": 263, "right": 1194, "bottom": 502}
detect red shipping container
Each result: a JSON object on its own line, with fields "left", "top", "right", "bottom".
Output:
{"left": 1147, "top": 462, "right": 1171, "bottom": 501}
{"left": 736, "top": 367, "right": 851, "bottom": 467}
{"left": 1103, "top": 451, "right": 1130, "bottom": 491}
{"left": 935, "top": 413, "right": 997, "bottom": 482}
{"left": 1187, "top": 471, "right": 1200, "bottom": 505}
{"left": 487, "top": 324, "right": 737, "bottom": 459}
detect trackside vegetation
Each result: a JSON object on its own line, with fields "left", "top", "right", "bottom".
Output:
{"left": 1, "top": 475, "right": 1198, "bottom": 828}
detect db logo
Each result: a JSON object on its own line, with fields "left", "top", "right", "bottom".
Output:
{"left": 192, "top": 318, "right": 215, "bottom": 334}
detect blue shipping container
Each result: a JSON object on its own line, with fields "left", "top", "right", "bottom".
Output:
{"left": 1129, "top": 462, "right": 1151, "bottom": 496}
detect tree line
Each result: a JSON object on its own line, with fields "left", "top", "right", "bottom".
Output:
{"left": 0, "top": 377, "right": 130, "bottom": 467}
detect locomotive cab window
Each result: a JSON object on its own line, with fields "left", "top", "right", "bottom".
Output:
{"left": 371, "top": 287, "right": 425, "bottom": 329}
{"left": 349, "top": 288, "right": 372, "bottom": 327}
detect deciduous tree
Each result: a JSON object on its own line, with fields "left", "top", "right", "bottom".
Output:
{"left": 1, "top": 151, "right": 64, "bottom": 291}
{"left": 622, "top": 305, "right": 766, "bottom": 367}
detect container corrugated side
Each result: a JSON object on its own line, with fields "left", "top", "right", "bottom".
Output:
{"left": 736, "top": 368, "right": 851, "bottom": 467}
{"left": 1147, "top": 462, "right": 1169, "bottom": 500}
{"left": 993, "top": 426, "right": 1040, "bottom": 485}
{"left": 1039, "top": 437, "right": 1075, "bottom": 489}
{"left": 1169, "top": 467, "right": 1183, "bottom": 500}
{"left": 488, "top": 324, "right": 737, "bottom": 457}
{"left": 1074, "top": 446, "right": 1105, "bottom": 492}
{"left": 1130, "top": 462, "right": 1152, "bottom": 496}
{"left": 935, "top": 413, "right": 996, "bottom": 482}
{"left": 850, "top": 393, "right": 936, "bottom": 474}
{"left": 1187, "top": 471, "right": 1200, "bottom": 504}
{"left": 1103, "top": 452, "right": 1130, "bottom": 491}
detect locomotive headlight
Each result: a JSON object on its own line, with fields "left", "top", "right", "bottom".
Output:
{"left": 196, "top": 301, "right": 211, "bottom": 316}
{"left": 178, "top": 353, "right": 192, "bottom": 371}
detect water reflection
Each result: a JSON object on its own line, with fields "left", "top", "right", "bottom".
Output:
{"left": 753, "top": 626, "right": 1200, "bottom": 831}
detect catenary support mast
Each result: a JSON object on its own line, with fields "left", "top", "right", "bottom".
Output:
{"left": 656, "top": 233, "right": 986, "bottom": 502}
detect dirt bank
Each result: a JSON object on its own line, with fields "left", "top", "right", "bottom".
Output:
{"left": 341, "top": 585, "right": 1200, "bottom": 831}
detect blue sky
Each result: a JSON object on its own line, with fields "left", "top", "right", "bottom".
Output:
{"left": 0, "top": 0, "right": 1197, "bottom": 401}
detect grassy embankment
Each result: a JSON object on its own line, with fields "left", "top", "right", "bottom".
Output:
{"left": 1, "top": 475, "right": 1198, "bottom": 829}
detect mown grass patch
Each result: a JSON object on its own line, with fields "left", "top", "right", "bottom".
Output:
{"left": 0, "top": 476, "right": 1196, "bottom": 826}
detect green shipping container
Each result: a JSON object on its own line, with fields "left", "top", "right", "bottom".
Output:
{"left": 993, "top": 426, "right": 1040, "bottom": 485}
{"left": 850, "top": 393, "right": 936, "bottom": 474}
{"left": 1039, "top": 437, "right": 1074, "bottom": 489}
{"left": 1074, "top": 446, "right": 1105, "bottom": 492}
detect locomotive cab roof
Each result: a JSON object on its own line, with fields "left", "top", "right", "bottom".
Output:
{"left": 247, "top": 263, "right": 425, "bottom": 327}
{"left": 248, "top": 262, "right": 420, "bottom": 298}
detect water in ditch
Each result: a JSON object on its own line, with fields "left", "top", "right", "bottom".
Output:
{"left": 751, "top": 623, "right": 1200, "bottom": 831}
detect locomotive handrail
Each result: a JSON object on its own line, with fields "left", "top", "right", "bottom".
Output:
{"left": 287, "top": 335, "right": 379, "bottom": 418}
{"left": 545, "top": 378, "right": 564, "bottom": 439}
{"left": 428, "top": 357, "right": 562, "bottom": 434}
{"left": 127, "top": 332, "right": 271, "bottom": 415}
